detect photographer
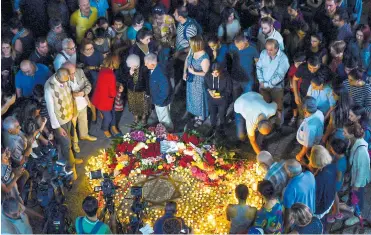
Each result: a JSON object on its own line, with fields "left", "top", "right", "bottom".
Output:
{"left": 1, "top": 148, "right": 25, "bottom": 204}
{"left": 154, "top": 201, "right": 190, "bottom": 234}
{"left": 1, "top": 197, "right": 33, "bottom": 234}
{"left": 1, "top": 116, "right": 31, "bottom": 194}
{"left": 75, "top": 196, "right": 113, "bottom": 234}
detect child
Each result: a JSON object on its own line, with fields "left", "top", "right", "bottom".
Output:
{"left": 114, "top": 82, "right": 126, "bottom": 132}
{"left": 287, "top": 52, "right": 306, "bottom": 127}
{"left": 327, "top": 138, "right": 348, "bottom": 223}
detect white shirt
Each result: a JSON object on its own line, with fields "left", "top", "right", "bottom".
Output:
{"left": 257, "top": 28, "right": 285, "bottom": 52}
{"left": 234, "top": 92, "right": 277, "bottom": 136}
{"left": 69, "top": 78, "right": 88, "bottom": 111}
{"left": 53, "top": 51, "right": 77, "bottom": 71}
{"left": 296, "top": 110, "right": 324, "bottom": 147}
{"left": 307, "top": 85, "right": 336, "bottom": 115}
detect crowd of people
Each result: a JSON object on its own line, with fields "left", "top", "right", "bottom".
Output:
{"left": 1, "top": 0, "right": 371, "bottom": 233}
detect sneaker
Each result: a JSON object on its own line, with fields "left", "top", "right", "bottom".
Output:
{"left": 75, "top": 158, "right": 84, "bottom": 165}
{"left": 73, "top": 142, "right": 80, "bottom": 153}
{"left": 80, "top": 135, "right": 97, "bottom": 141}
{"left": 327, "top": 215, "right": 335, "bottom": 223}
{"left": 345, "top": 216, "right": 360, "bottom": 226}
{"left": 288, "top": 116, "right": 297, "bottom": 127}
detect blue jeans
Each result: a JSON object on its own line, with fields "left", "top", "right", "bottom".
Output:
{"left": 232, "top": 79, "right": 254, "bottom": 102}
{"left": 235, "top": 112, "right": 246, "bottom": 140}
{"left": 101, "top": 110, "right": 116, "bottom": 131}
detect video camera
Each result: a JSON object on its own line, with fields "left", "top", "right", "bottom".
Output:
{"left": 90, "top": 170, "right": 119, "bottom": 214}
{"left": 126, "top": 186, "right": 148, "bottom": 234}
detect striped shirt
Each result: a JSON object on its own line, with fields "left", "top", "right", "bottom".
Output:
{"left": 343, "top": 80, "right": 371, "bottom": 114}
{"left": 114, "top": 92, "right": 124, "bottom": 111}
{"left": 175, "top": 19, "right": 197, "bottom": 51}
{"left": 265, "top": 161, "right": 288, "bottom": 196}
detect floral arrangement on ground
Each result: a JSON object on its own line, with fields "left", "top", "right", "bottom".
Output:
{"left": 85, "top": 124, "right": 266, "bottom": 234}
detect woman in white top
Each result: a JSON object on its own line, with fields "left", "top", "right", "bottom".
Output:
{"left": 218, "top": 7, "right": 241, "bottom": 44}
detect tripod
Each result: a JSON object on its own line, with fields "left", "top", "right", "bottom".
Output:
{"left": 99, "top": 196, "right": 124, "bottom": 234}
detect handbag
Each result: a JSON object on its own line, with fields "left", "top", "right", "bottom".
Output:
{"left": 187, "top": 53, "right": 195, "bottom": 83}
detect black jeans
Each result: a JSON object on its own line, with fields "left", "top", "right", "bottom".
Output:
{"left": 208, "top": 96, "right": 228, "bottom": 128}
{"left": 54, "top": 121, "right": 75, "bottom": 171}
{"left": 115, "top": 110, "right": 123, "bottom": 128}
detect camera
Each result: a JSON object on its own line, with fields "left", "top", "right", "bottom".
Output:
{"left": 91, "top": 170, "right": 119, "bottom": 214}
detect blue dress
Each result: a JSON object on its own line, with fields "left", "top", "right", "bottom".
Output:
{"left": 186, "top": 52, "right": 209, "bottom": 119}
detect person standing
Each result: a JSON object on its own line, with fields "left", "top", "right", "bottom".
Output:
{"left": 29, "top": 37, "right": 54, "bottom": 69}
{"left": 91, "top": 55, "right": 121, "bottom": 138}
{"left": 144, "top": 53, "right": 174, "bottom": 131}
{"left": 183, "top": 35, "right": 210, "bottom": 127}
{"left": 47, "top": 18, "right": 69, "bottom": 55}
{"left": 296, "top": 96, "right": 325, "bottom": 162}
{"left": 54, "top": 38, "right": 77, "bottom": 71}
{"left": 333, "top": 8, "right": 353, "bottom": 42}
{"left": 62, "top": 62, "right": 97, "bottom": 154}
{"left": 204, "top": 63, "right": 231, "bottom": 136}
{"left": 44, "top": 68, "right": 83, "bottom": 181}
{"left": 283, "top": 159, "right": 316, "bottom": 233}
{"left": 1, "top": 197, "right": 33, "bottom": 234}
{"left": 257, "top": 39, "right": 289, "bottom": 127}
{"left": 15, "top": 60, "right": 51, "bottom": 98}
{"left": 257, "top": 17, "right": 284, "bottom": 52}
{"left": 70, "top": 0, "right": 98, "bottom": 44}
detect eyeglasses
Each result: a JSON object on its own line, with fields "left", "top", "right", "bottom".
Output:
{"left": 67, "top": 46, "right": 76, "bottom": 51}
{"left": 85, "top": 47, "right": 94, "bottom": 51}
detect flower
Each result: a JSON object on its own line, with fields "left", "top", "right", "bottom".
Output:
{"left": 130, "top": 130, "right": 146, "bottom": 142}
{"left": 188, "top": 135, "right": 200, "bottom": 146}
{"left": 158, "top": 165, "right": 163, "bottom": 170}
{"left": 166, "top": 154, "right": 176, "bottom": 164}
{"left": 204, "top": 152, "right": 215, "bottom": 165}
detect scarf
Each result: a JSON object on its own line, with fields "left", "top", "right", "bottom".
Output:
{"left": 12, "top": 28, "right": 26, "bottom": 46}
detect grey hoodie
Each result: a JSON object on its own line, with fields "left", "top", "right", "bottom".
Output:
{"left": 349, "top": 138, "right": 371, "bottom": 188}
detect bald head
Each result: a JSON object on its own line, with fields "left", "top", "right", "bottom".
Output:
{"left": 79, "top": 0, "right": 91, "bottom": 16}
{"left": 55, "top": 68, "right": 70, "bottom": 83}
{"left": 285, "top": 159, "right": 302, "bottom": 177}
{"left": 257, "top": 151, "right": 273, "bottom": 167}
{"left": 62, "top": 62, "right": 76, "bottom": 79}
{"left": 258, "top": 120, "right": 273, "bottom": 135}
{"left": 20, "top": 60, "right": 36, "bottom": 76}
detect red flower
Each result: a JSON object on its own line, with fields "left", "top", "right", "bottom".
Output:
{"left": 142, "top": 169, "right": 155, "bottom": 175}
{"left": 116, "top": 142, "right": 137, "bottom": 153}
{"left": 179, "top": 155, "right": 193, "bottom": 168}
{"left": 204, "top": 152, "right": 215, "bottom": 165}
{"left": 220, "top": 164, "right": 233, "bottom": 170}
{"left": 108, "top": 163, "right": 118, "bottom": 169}
{"left": 188, "top": 135, "right": 200, "bottom": 146}
{"left": 141, "top": 142, "right": 161, "bottom": 158}
{"left": 182, "top": 133, "right": 189, "bottom": 142}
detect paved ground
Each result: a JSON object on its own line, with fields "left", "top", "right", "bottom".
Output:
{"left": 28, "top": 87, "right": 371, "bottom": 233}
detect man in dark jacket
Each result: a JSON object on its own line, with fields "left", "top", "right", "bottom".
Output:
{"left": 144, "top": 53, "right": 174, "bottom": 131}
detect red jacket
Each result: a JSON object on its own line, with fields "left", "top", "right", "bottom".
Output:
{"left": 91, "top": 68, "right": 117, "bottom": 111}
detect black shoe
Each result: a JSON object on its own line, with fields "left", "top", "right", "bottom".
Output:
{"left": 181, "top": 111, "right": 190, "bottom": 120}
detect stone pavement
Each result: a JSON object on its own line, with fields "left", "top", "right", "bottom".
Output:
{"left": 28, "top": 91, "right": 371, "bottom": 234}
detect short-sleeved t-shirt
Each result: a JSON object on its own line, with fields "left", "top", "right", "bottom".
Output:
{"left": 89, "top": 0, "right": 109, "bottom": 17}
{"left": 293, "top": 217, "right": 323, "bottom": 234}
{"left": 283, "top": 171, "right": 316, "bottom": 213}
{"left": 70, "top": 8, "right": 98, "bottom": 44}
{"left": 1, "top": 164, "right": 14, "bottom": 185}
{"left": 230, "top": 45, "right": 259, "bottom": 81}
{"left": 234, "top": 92, "right": 277, "bottom": 137}
{"left": 15, "top": 63, "right": 50, "bottom": 97}
{"left": 295, "top": 63, "right": 331, "bottom": 96}
{"left": 254, "top": 201, "right": 283, "bottom": 234}
{"left": 307, "top": 85, "right": 336, "bottom": 115}
{"left": 296, "top": 110, "right": 324, "bottom": 148}
{"left": 217, "top": 20, "right": 241, "bottom": 43}
{"left": 75, "top": 217, "right": 112, "bottom": 234}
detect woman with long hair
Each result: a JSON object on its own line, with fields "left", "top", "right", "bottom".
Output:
{"left": 183, "top": 35, "right": 210, "bottom": 127}
{"left": 1, "top": 38, "right": 16, "bottom": 90}
{"left": 288, "top": 203, "right": 323, "bottom": 234}
{"left": 306, "top": 32, "right": 328, "bottom": 64}
{"left": 347, "top": 24, "right": 371, "bottom": 79}
{"left": 218, "top": 7, "right": 241, "bottom": 44}
{"left": 8, "top": 17, "right": 35, "bottom": 61}
{"left": 283, "top": 0, "right": 305, "bottom": 36}
{"left": 343, "top": 122, "right": 371, "bottom": 226}
{"left": 91, "top": 55, "right": 121, "bottom": 138}
{"left": 321, "top": 85, "right": 350, "bottom": 144}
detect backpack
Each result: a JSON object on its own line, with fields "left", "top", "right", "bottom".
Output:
{"left": 183, "top": 18, "right": 203, "bottom": 40}
{"left": 43, "top": 201, "right": 72, "bottom": 234}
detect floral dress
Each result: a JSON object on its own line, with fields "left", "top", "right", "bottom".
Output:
{"left": 254, "top": 200, "right": 283, "bottom": 234}
{"left": 186, "top": 52, "right": 209, "bottom": 120}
